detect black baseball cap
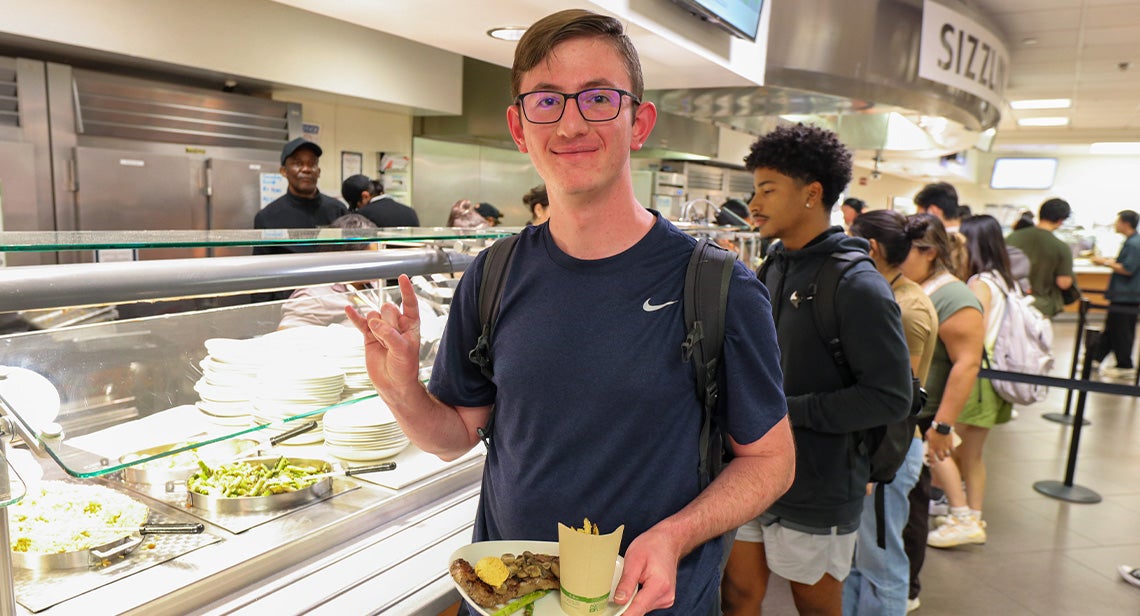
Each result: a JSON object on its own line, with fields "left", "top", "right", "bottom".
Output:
{"left": 476, "top": 202, "right": 503, "bottom": 220}
{"left": 280, "top": 137, "right": 323, "bottom": 165}
{"left": 341, "top": 174, "right": 372, "bottom": 204}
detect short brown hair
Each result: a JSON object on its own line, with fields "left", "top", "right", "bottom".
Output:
{"left": 511, "top": 9, "right": 644, "bottom": 99}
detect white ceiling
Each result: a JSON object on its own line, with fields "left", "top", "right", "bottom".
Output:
{"left": 273, "top": 0, "right": 1140, "bottom": 155}
{"left": 970, "top": 0, "right": 1140, "bottom": 151}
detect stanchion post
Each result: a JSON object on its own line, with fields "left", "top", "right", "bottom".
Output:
{"left": 1045, "top": 304, "right": 1093, "bottom": 426}
{"left": 1062, "top": 299, "right": 1089, "bottom": 417}
{"left": 1033, "top": 337, "right": 1103, "bottom": 504}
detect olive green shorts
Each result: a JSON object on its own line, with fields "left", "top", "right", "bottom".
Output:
{"left": 957, "top": 377, "right": 1013, "bottom": 428}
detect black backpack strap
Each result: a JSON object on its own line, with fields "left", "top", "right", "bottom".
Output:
{"left": 875, "top": 482, "right": 887, "bottom": 548}
{"left": 681, "top": 239, "right": 736, "bottom": 489}
{"left": 468, "top": 234, "right": 520, "bottom": 448}
{"left": 810, "top": 250, "right": 870, "bottom": 386}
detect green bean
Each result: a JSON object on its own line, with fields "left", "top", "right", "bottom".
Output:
{"left": 489, "top": 590, "right": 550, "bottom": 616}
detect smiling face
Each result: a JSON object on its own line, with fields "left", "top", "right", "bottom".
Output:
{"left": 281, "top": 148, "right": 321, "bottom": 198}
{"left": 748, "top": 167, "right": 826, "bottom": 249}
{"left": 506, "top": 36, "right": 655, "bottom": 203}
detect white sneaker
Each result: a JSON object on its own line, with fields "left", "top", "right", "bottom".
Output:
{"left": 928, "top": 495, "right": 950, "bottom": 516}
{"left": 928, "top": 515, "right": 986, "bottom": 548}
{"left": 907, "top": 597, "right": 921, "bottom": 612}
{"left": 1120, "top": 565, "right": 1140, "bottom": 588}
{"left": 1101, "top": 366, "right": 1135, "bottom": 380}
{"left": 930, "top": 514, "right": 950, "bottom": 529}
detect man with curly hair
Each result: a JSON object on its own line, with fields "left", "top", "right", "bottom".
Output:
{"left": 722, "top": 124, "right": 913, "bottom": 615}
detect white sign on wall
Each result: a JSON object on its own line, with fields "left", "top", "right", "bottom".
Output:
{"left": 259, "top": 173, "right": 287, "bottom": 209}
{"left": 918, "top": 0, "right": 1009, "bottom": 110}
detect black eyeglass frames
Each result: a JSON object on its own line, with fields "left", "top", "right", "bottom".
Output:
{"left": 515, "top": 88, "right": 641, "bottom": 124}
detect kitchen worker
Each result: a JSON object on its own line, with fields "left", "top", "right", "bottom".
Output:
{"left": 475, "top": 202, "right": 504, "bottom": 226}
{"left": 350, "top": 176, "right": 421, "bottom": 228}
{"left": 251, "top": 137, "right": 346, "bottom": 301}
{"left": 254, "top": 137, "right": 347, "bottom": 255}
{"left": 347, "top": 9, "right": 794, "bottom": 616}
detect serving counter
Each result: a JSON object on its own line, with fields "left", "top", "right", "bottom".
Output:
{"left": 0, "top": 228, "right": 509, "bottom": 616}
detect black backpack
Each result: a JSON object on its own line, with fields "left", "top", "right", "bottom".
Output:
{"left": 758, "top": 249, "right": 921, "bottom": 549}
{"left": 468, "top": 235, "right": 736, "bottom": 489}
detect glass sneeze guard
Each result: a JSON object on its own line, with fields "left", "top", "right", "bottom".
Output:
{"left": 0, "top": 456, "right": 26, "bottom": 507}
{"left": 0, "top": 292, "right": 405, "bottom": 479}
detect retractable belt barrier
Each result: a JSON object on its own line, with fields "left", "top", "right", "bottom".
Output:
{"left": 979, "top": 317, "right": 1140, "bottom": 504}
{"left": 1052, "top": 297, "right": 1140, "bottom": 428}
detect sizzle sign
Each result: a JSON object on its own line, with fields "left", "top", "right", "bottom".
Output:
{"left": 918, "top": 0, "right": 1009, "bottom": 110}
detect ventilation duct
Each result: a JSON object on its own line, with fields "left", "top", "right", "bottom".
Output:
{"left": 73, "top": 69, "right": 297, "bottom": 151}
{"left": 0, "top": 58, "right": 18, "bottom": 128}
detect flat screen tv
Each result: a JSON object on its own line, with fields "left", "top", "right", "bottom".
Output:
{"left": 990, "top": 157, "right": 1058, "bottom": 190}
{"left": 672, "top": 0, "right": 764, "bottom": 42}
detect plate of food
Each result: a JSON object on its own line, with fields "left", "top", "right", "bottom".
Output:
{"left": 448, "top": 540, "right": 635, "bottom": 616}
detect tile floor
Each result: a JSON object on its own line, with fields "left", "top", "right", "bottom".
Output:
{"left": 760, "top": 317, "right": 1140, "bottom": 615}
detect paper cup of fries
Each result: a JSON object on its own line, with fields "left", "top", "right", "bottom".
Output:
{"left": 557, "top": 519, "right": 624, "bottom": 615}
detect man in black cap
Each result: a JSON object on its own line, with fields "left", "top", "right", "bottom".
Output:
{"left": 475, "top": 202, "right": 503, "bottom": 226}
{"left": 253, "top": 137, "right": 347, "bottom": 256}
{"left": 342, "top": 174, "right": 420, "bottom": 227}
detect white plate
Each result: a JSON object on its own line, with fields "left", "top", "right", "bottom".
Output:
{"left": 447, "top": 540, "right": 634, "bottom": 616}
{"left": 326, "top": 440, "right": 409, "bottom": 461}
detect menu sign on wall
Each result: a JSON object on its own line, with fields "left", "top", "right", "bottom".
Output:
{"left": 918, "top": 0, "right": 1009, "bottom": 110}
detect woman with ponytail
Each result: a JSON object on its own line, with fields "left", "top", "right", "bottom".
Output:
{"left": 844, "top": 210, "right": 940, "bottom": 615}
{"left": 898, "top": 213, "right": 985, "bottom": 608}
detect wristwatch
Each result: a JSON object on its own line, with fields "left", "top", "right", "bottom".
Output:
{"left": 932, "top": 421, "right": 953, "bottom": 435}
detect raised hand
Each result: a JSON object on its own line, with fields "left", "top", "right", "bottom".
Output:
{"left": 345, "top": 274, "right": 424, "bottom": 398}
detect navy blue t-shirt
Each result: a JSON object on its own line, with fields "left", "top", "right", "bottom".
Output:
{"left": 430, "top": 213, "right": 786, "bottom": 614}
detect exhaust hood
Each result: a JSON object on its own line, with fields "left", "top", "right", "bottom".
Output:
{"left": 416, "top": 57, "right": 720, "bottom": 159}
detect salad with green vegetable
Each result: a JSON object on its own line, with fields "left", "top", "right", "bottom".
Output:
{"left": 188, "top": 456, "right": 325, "bottom": 497}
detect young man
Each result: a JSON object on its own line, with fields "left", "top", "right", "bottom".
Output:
{"left": 1006, "top": 197, "right": 1076, "bottom": 318}
{"left": 913, "top": 182, "right": 969, "bottom": 279}
{"left": 1090, "top": 210, "right": 1140, "bottom": 378}
{"left": 913, "top": 182, "right": 962, "bottom": 233}
{"left": 346, "top": 10, "right": 795, "bottom": 616}
{"left": 723, "top": 124, "right": 912, "bottom": 615}
{"left": 840, "top": 197, "right": 865, "bottom": 228}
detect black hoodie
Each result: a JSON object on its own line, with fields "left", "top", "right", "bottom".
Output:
{"left": 761, "top": 227, "right": 912, "bottom": 529}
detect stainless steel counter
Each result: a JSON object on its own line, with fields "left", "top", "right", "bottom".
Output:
{"left": 18, "top": 456, "right": 481, "bottom": 616}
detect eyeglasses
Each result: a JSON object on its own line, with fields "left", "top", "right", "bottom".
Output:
{"left": 515, "top": 88, "right": 640, "bottom": 124}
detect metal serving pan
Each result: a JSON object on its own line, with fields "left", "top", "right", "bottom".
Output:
{"left": 120, "top": 438, "right": 260, "bottom": 485}
{"left": 12, "top": 517, "right": 204, "bottom": 572}
{"left": 185, "top": 456, "right": 396, "bottom": 514}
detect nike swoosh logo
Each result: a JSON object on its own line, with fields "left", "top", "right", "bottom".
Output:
{"left": 643, "top": 299, "right": 679, "bottom": 312}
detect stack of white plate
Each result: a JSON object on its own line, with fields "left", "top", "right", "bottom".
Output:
{"left": 320, "top": 325, "right": 375, "bottom": 399}
{"left": 322, "top": 397, "right": 410, "bottom": 461}
{"left": 194, "top": 338, "right": 265, "bottom": 426}
{"left": 252, "top": 364, "right": 345, "bottom": 444}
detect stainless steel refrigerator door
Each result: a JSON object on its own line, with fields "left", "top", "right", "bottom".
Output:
{"left": 73, "top": 146, "right": 207, "bottom": 260}
{"left": 0, "top": 140, "right": 41, "bottom": 266}
{"left": 206, "top": 157, "right": 277, "bottom": 258}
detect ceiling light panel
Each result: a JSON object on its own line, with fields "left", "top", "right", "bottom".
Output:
{"left": 1017, "top": 117, "right": 1070, "bottom": 127}
{"left": 1010, "top": 98, "right": 1072, "bottom": 110}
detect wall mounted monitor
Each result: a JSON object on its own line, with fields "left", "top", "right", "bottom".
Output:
{"left": 672, "top": 0, "right": 764, "bottom": 42}
{"left": 990, "top": 157, "right": 1058, "bottom": 190}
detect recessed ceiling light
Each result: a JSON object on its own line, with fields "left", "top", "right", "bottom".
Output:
{"left": 1017, "top": 117, "right": 1070, "bottom": 127}
{"left": 1010, "top": 98, "right": 1072, "bottom": 110}
{"left": 487, "top": 27, "right": 527, "bottom": 41}
{"left": 1090, "top": 142, "right": 1140, "bottom": 154}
